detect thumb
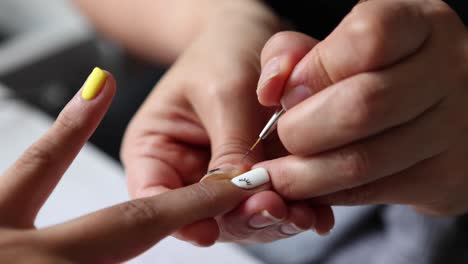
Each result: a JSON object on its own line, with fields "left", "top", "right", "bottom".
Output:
{"left": 189, "top": 76, "right": 271, "bottom": 170}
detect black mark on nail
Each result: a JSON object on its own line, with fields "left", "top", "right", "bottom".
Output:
{"left": 207, "top": 168, "right": 221, "bottom": 174}
{"left": 238, "top": 178, "right": 252, "bottom": 186}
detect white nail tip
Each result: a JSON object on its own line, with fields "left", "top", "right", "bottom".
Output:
{"left": 231, "top": 168, "right": 270, "bottom": 189}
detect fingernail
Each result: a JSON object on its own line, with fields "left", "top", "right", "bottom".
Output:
{"left": 200, "top": 165, "right": 238, "bottom": 182}
{"left": 231, "top": 168, "right": 270, "bottom": 189}
{"left": 280, "top": 223, "right": 306, "bottom": 235}
{"left": 280, "top": 85, "right": 312, "bottom": 110}
{"left": 257, "top": 57, "right": 281, "bottom": 92}
{"left": 249, "top": 210, "right": 283, "bottom": 229}
{"left": 81, "top": 67, "right": 108, "bottom": 100}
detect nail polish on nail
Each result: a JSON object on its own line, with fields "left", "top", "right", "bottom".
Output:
{"left": 280, "top": 85, "right": 312, "bottom": 110}
{"left": 81, "top": 67, "right": 107, "bottom": 100}
{"left": 249, "top": 210, "right": 283, "bottom": 229}
{"left": 231, "top": 168, "right": 270, "bottom": 189}
{"left": 257, "top": 57, "right": 281, "bottom": 92}
{"left": 280, "top": 223, "right": 305, "bottom": 235}
{"left": 200, "top": 165, "right": 238, "bottom": 182}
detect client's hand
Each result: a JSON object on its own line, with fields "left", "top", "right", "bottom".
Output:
{"left": 0, "top": 68, "right": 268, "bottom": 263}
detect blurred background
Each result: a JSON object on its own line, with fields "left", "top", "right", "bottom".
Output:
{"left": 0, "top": 0, "right": 165, "bottom": 161}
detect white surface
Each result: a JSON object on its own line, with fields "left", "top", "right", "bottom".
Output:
{"left": 0, "top": 85, "right": 261, "bottom": 264}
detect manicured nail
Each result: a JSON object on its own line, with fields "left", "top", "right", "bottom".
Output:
{"left": 231, "top": 168, "right": 270, "bottom": 189}
{"left": 257, "top": 57, "right": 281, "bottom": 92}
{"left": 81, "top": 67, "right": 108, "bottom": 100}
{"left": 200, "top": 165, "right": 238, "bottom": 182}
{"left": 280, "top": 223, "right": 305, "bottom": 235}
{"left": 280, "top": 85, "right": 312, "bottom": 110}
{"left": 249, "top": 210, "right": 283, "bottom": 229}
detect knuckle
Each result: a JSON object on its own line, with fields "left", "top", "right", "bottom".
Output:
{"left": 347, "top": 2, "right": 422, "bottom": 65}
{"left": 309, "top": 44, "right": 335, "bottom": 85}
{"left": 338, "top": 76, "right": 384, "bottom": 133}
{"left": 345, "top": 13, "right": 387, "bottom": 60}
{"left": 118, "top": 199, "right": 162, "bottom": 227}
{"left": 271, "top": 166, "right": 301, "bottom": 199}
{"left": 55, "top": 108, "right": 82, "bottom": 132}
{"left": 336, "top": 146, "right": 371, "bottom": 187}
{"left": 277, "top": 117, "right": 304, "bottom": 155}
{"left": 192, "top": 182, "right": 220, "bottom": 206}
{"left": 19, "top": 142, "right": 55, "bottom": 170}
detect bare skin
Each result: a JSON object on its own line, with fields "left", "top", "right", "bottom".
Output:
{"left": 75, "top": 0, "right": 335, "bottom": 245}
{"left": 256, "top": 0, "right": 468, "bottom": 216}
{"left": 0, "top": 73, "right": 271, "bottom": 263}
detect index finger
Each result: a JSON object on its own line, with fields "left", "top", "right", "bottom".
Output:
{"left": 0, "top": 68, "right": 115, "bottom": 228}
{"left": 36, "top": 168, "right": 270, "bottom": 263}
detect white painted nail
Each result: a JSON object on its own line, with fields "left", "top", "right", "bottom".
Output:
{"left": 280, "top": 223, "right": 306, "bottom": 235}
{"left": 231, "top": 168, "right": 270, "bottom": 189}
{"left": 249, "top": 210, "right": 284, "bottom": 229}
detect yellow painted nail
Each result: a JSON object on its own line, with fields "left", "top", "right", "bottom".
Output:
{"left": 81, "top": 67, "right": 108, "bottom": 100}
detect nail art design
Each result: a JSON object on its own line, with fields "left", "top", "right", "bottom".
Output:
{"left": 231, "top": 168, "right": 270, "bottom": 189}
{"left": 82, "top": 67, "right": 107, "bottom": 100}
{"left": 238, "top": 178, "right": 252, "bottom": 186}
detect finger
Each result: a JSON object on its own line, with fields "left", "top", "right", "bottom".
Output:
{"left": 258, "top": 91, "right": 459, "bottom": 200}
{"left": 122, "top": 88, "right": 211, "bottom": 198}
{"left": 186, "top": 62, "right": 271, "bottom": 169}
{"left": 36, "top": 169, "right": 271, "bottom": 263}
{"left": 281, "top": 0, "right": 431, "bottom": 109}
{"left": 0, "top": 68, "right": 115, "bottom": 228}
{"left": 173, "top": 218, "right": 219, "bottom": 247}
{"left": 313, "top": 138, "right": 468, "bottom": 216}
{"left": 278, "top": 34, "right": 452, "bottom": 156}
{"left": 217, "top": 191, "right": 288, "bottom": 242}
{"left": 312, "top": 206, "right": 335, "bottom": 235}
{"left": 257, "top": 31, "right": 319, "bottom": 106}
{"left": 278, "top": 202, "right": 317, "bottom": 237}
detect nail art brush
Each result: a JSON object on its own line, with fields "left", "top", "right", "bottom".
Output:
{"left": 241, "top": 108, "right": 286, "bottom": 161}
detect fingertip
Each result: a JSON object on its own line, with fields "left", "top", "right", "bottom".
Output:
{"left": 257, "top": 32, "right": 319, "bottom": 107}
{"left": 288, "top": 203, "right": 317, "bottom": 230}
{"left": 314, "top": 206, "right": 335, "bottom": 235}
{"left": 257, "top": 68, "right": 287, "bottom": 107}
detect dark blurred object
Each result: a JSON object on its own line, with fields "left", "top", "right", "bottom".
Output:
{"left": 266, "top": 0, "right": 467, "bottom": 40}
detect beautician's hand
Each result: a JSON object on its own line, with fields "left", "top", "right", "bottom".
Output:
{"left": 256, "top": 0, "right": 468, "bottom": 216}
{"left": 121, "top": 2, "right": 334, "bottom": 245}
{"left": 0, "top": 68, "right": 272, "bottom": 263}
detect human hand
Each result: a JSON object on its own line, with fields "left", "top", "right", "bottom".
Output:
{"left": 256, "top": 0, "right": 468, "bottom": 216}
{"left": 0, "top": 68, "right": 274, "bottom": 263}
{"left": 121, "top": 3, "right": 334, "bottom": 245}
